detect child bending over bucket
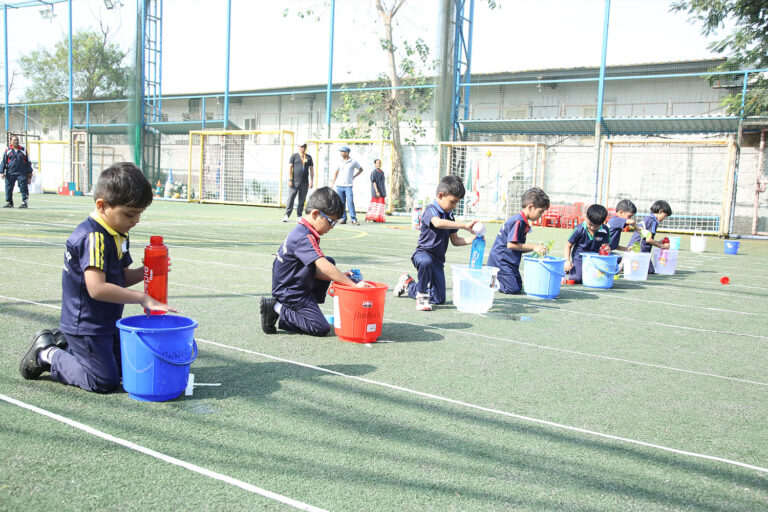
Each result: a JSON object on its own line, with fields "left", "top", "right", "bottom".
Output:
{"left": 486, "top": 187, "right": 551, "bottom": 294}
{"left": 19, "top": 162, "right": 176, "bottom": 392}
{"left": 261, "top": 187, "right": 371, "bottom": 337}
{"left": 626, "top": 200, "right": 672, "bottom": 274}
{"left": 563, "top": 204, "right": 611, "bottom": 284}
{"left": 393, "top": 175, "right": 478, "bottom": 311}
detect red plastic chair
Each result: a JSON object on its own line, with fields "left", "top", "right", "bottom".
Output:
{"left": 560, "top": 205, "right": 581, "bottom": 229}
{"left": 541, "top": 205, "right": 564, "bottom": 228}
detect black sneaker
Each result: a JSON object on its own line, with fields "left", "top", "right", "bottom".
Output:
{"left": 19, "top": 329, "right": 56, "bottom": 379}
{"left": 51, "top": 328, "right": 68, "bottom": 349}
{"left": 18, "top": 202, "right": 28, "bottom": 208}
{"left": 3, "top": 202, "right": 12, "bottom": 208}
{"left": 259, "top": 297, "right": 279, "bottom": 334}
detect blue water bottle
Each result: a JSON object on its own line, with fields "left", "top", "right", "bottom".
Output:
{"left": 468, "top": 222, "right": 486, "bottom": 269}
{"left": 349, "top": 268, "right": 363, "bottom": 283}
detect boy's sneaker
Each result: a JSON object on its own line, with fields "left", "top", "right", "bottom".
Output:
{"left": 50, "top": 328, "right": 68, "bottom": 349}
{"left": 3, "top": 202, "right": 12, "bottom": 208}
{"left": 19, "top": 201, "right": 28, "bottom": 208}
{"left": 259, "top": 297, "right": 279, "bottom": 334}
{"left": 19, "top": 329, "right": 56, "bottom": 379}
{"left": 281, "top": 215, "right": 289, "bottom": 222}
{"left": 415, "top": 294, "right": 432, "bottom": 312}
{"left": 393, "top": 273, "right": 413, "bottom": 297}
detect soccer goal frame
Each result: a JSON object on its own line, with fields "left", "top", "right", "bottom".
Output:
{"left": 438, "top": 141, "right": 547, "bottom": 220}
{"left": 187, "top": 129, "right": 294, "bottom": 206}
{"left": 600, "top": 139, "right": 737, "bottom": 235}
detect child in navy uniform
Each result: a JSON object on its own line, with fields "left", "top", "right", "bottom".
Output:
{"left": 19, "top": 162, "right": 175, "bottom": 392}
{"left": 393, "top": 175, "right": 477, "bottom": 311}
{"left": 486, "top": 187, "right": 550, "bottom": 294}
{"left": 607, "top": 199, "right": 638, "bottom": 253}
{"left": 563, "top": 204, "right": 611, "bottom": 284}
{"left": 261, "top": 187, "right": 369, "bottom": 337}
{"left": 626, "top": 200, "right": 672, "bottom": 274}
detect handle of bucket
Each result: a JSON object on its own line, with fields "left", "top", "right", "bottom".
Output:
{"left": 540, "top": 259, "right": 566, "bottom": 278}
{"left": 135, "top": 332, "right": 198, "bottom": 366}
{"left": 460, "top": 268, "right": 500, "bottom": 290}
{"left": 590, "top": 259, "right": 619, "bottom": 275}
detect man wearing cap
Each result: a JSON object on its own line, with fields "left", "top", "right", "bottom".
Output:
{"left": 331, "top": 146, "right": 363, "bottom": 225}
{"left": 283, "top": 142, "right": 314, "bottom": 222}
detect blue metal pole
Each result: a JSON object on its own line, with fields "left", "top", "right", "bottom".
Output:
{"left": 738, "top": 71, "right": 748, "bottom": 118}
{"left": 158, "top": 0, "right": 163, "bottom": 116}
{"left": 24, "top": 105, "right": 27, "bottom": 131}
{"left": 4, "top": 4, "right": 8, "bottom": 132}
{"left": 201, "top": 96, "right": 206, "bottom": 129}
{"left": 594, "top": 0, "right": 610, "bottom": 204}
{"left": 325, "top": 0, "right": 335, "bottom": 138}
{"left": 68, "top": 0, "right": 73, "bottom": 130}
{"left": 462, "top": 0, "right": 474, "bottom": 122}
{"left": 223, "top": 0, "right": 231, "bottom": 130}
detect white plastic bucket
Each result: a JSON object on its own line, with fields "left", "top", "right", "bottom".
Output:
{"left": 622, "top": 251, "right": 652, "bottom": 281}
{"left": 690, "top": 236, "right": 706, "bottom": 253}
{"left": 451, "top": 265, "right": 500, "bottom": 314}
{"left": 651, "top": 248, "right": 678, "bottom": 275}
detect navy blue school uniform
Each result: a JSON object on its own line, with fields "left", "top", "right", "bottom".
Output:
{"left": 272, "top": 218, "right": 334, "bottom": 336}
{"left": 607, "top": 217, "right": 627, "bottom": 251}
{"left": 51, "top": 212, "right": 131, "bottom": 393}
{"left": 2, "top": 144, "right": 33, "bottom": 204}
{"left": 566, "top": 221, "right": 611, "bottom": 283}
{"left": 627, "top": 212, "right": 659, "bottom": 273}
{"left": 406, "top": 201, "right": 457, "bottom": 304}
{"left": 486, "top": 211, "right": 530, "bottom": 294}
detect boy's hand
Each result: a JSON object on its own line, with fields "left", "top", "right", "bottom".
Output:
{"left": 141, "top": 294, "right": 178, "bottom": 314}
{"left": 662, "top": 242, "right": 670, "bottom": 249}
{"left": 464, "top": 220, "right": 478, "bottom": 232}
{"left": 532, "top": 243, "right": 547, "bottom": 255}
{"left": 355, "top": 281, "right": 374, "bottom": 288}
{"left": 564, "top": 260, "right": 573, "bottom": 272}
{"left": 625, "top": 218, "right": 636, "bottom": 226}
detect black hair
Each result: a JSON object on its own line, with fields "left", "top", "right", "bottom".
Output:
{"left": 615, "top": 199, "right": 637, "bottom": 215}
{"left": 373, "top": 159, "right": 381, "bottom": 165}
{"left": 650, "top": 200, "right": 672, "bottom": 216}
{"left": 586, "top": 204, "right": 608, "bottom": 225}
{"left": 521, "top": 187, "right": 550, "bottom": 209}
{"left": 436, "top": 174, "right": 465, "bottom": 199}
{"left": 93, "top": 162, "right": 153, "bottom": 208}
{"left": 305, "top": 186, "right": 344, "bottom": 218}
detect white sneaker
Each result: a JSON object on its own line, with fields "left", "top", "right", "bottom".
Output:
{"left": 282, "top": 215, "right": 289, "bottom": 222}
{"left": 393, "top": 273, "right": 413, "bottom": 297}
{"left": 415, "top": 293, "right": 432, "bottom": 311}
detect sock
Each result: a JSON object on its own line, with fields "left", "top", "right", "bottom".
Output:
{"left": 273, "top": 302, "right": 282, "bottom": 314}
{"left": 38, "top": 346, "right": 59, "bottom": 365}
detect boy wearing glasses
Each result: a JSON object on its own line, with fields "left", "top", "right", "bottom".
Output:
{"left": 563, "top": 204, "right": 611, "bottom": 284}
{"left": 261, "top": 187, "right": 368, "bottom": 337}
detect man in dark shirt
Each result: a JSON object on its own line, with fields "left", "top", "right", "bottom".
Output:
{"left": 2, "top": 135, "right": 34, "bottom": 208}
{"left": 283, "top": 143, "right": 314, "bottom": 222}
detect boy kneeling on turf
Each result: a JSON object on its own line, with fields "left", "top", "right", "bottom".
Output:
{"left": 486, "top": 187, "right": 550, "bottom": 294}
{"left": 19, "top": 163, "right": 176, "bottom": 392}
{"left": 393, "top": 175, "right": 478, "bottom": 311}
{"left": 563, "top": 204, "right": 611, "bottom": 284}
{"left": 261, "top": 186, "right": 370, "bottom": 337}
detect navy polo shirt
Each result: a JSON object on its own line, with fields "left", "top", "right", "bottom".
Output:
{"left": 272, "top": 218, "right": 326, "bottom": 304}
{"left": 607, "top": 217, "right": 627, "bottom": 251}
{"left": 60, "top": 212, "right": 132, "bottom": 335}
{"left": 567, "top": 222, "right": 611, "bottom": 260}
{"left": 627, "top": 213, "right": 658, "bottom": 253}
{"left": 413, "top": 201, "right": 457, "bottom": 265}
{"left": 487, "top": 211, "right": 530, "bottom": 269}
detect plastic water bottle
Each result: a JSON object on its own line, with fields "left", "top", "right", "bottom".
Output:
{"left": 411, "top": 202, "right": 422, "bottom": 230}
{"left": 531, "top": 240, "right": 555, "bottom": 258}
{"left": 469, "top": 236, "right": 485, "bottom": 269}
{"left": 349, "top": 268, "right": 363, "bottom": 283}
{"left": 630, "top": 241, "right": 642, "bottom": 252}
{"left": 599, "top": 244, "right": 611, "bottom": 256}
{"left": 144, "top": 236, "right": 168, "bottom": 315}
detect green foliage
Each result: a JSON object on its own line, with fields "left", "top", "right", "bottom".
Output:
{"left": 19, "top": 29, "right": 130, "bottom": 104}
{"left": 671, "top": 0, "right": 768, "bottom": 116}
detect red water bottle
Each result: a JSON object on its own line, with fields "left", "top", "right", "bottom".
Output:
{"left": 143, "top": 236, "right": 168, "bottom": 315}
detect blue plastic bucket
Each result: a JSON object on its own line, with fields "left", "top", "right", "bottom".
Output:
{"left": 581, "top": 253, "right": 620, "bottom": 289}
{"left": 668, "top": 236, "right": 682, "bottom": 250}
{"left": 117, "top": 315, "right": 198, "bottom": 402}
{"left": 523, "top": 256, "right": 566, "bottom": 299}
{"left": 724, "top": 240, "right": 740, "bottom": 255}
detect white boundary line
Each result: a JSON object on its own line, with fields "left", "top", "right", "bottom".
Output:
{"left": 0, "top": 394, "right": 327, "bottom": 512}
{"left": 196, "top": 338, "right": 768, "bottom": 475}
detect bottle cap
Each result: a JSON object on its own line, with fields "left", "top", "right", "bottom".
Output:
{"left": 472, "top": 222, "right": 486, "bottom": 237}
{"left": 150, "top": 235, "right": 164, "bottom": 245}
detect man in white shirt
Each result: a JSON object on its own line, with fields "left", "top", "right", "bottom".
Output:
{"left": 330, "top": 146, "right": 363, "bottom": 225}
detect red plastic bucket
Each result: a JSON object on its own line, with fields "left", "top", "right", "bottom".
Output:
{"left": 328, "top": 281, "right": 388, "bottom": 343}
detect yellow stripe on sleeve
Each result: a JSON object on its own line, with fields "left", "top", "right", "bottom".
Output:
{"left": 88, "top": 232, "right": 95, "bottom": 267}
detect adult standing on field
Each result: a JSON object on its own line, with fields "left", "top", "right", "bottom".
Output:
{"left": 331, "top": 146, "right": 363, "bottom": 225}
{"left": 283, "top": 142, "right": 314, "bottom": 222}
{"left": 2, "top": 135, "right": 33, "bottom": 208}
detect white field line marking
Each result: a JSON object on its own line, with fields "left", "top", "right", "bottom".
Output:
{"left": 526, "top": 303, "right": 768, "bottom": 341}
{"left": 563, "top": 288, "right": 768, "bottom": 317}
{"left": 0, "top": 394, "right": 328, "bottom": 512}
{"left": 5, "top": 287, "right": 765, "bottom": 388}
{"left": 197, "top": 339, "right": 768, "bottom": 475}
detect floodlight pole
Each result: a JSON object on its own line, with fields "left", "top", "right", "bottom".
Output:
{"left": 593, "top": 0, "right": 610, "bottom": 204}
{"left": 325, "top": 0, "right": 335, "bottom": 140}
{"left": 3, "top": 4, "right": 8, "bottom": 132}
{"left": 223, "top": 0, "right": 231, "bottom": 130}
{"left": 68, "top": 0, "right": 73, "bottom": 130}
